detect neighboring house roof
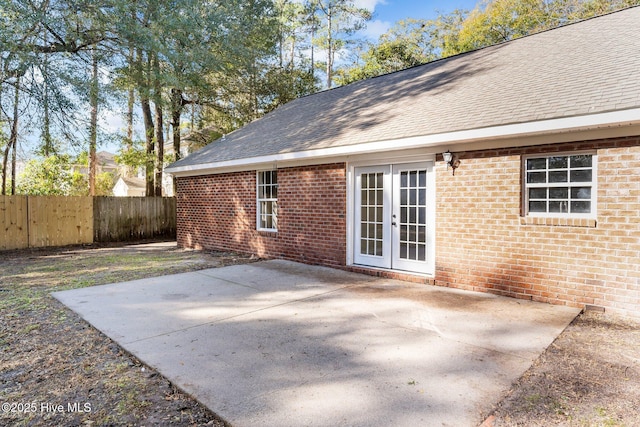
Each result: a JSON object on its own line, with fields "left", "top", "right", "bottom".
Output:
{"left": 96, "top": 151, "right": 118, "bottom": 172}
{"left": 117, "top": 176, "right": 146, "bottom": 190}
{"left": 73, "top": 151, "right": 119, "bottom": 175}
{"left": 166, "top": 7, "right": 640, "bottom": 176}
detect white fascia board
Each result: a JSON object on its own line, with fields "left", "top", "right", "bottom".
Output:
{"left": 166, "top": 108, "right": 640, "bottom": 177}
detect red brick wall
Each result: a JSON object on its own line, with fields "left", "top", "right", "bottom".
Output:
{"left": 176, "top": 137, "right": 639, "bottom": 318}
{"left": 176, "top": 163, "right": 346, "bottom": 267}
{"left": 435, "top": 136, "right": 640, "bottom": 318}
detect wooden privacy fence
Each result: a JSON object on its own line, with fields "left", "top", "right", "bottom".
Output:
{"left": 0, "top": 196, "right": 175, "bottom": 251}
{"left": 93, "top": 196, "right": 176, "bottom": 242}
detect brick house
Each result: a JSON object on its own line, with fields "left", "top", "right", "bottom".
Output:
{"left": 166, "top": 8, "right": 640, "bottom": 318}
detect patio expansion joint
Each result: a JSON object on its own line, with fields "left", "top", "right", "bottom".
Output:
{"left": 121, "top": 283, "right": 361, "bottom": 346}
{"left": 192, "top": 269, "right": 262, "bottom": 290}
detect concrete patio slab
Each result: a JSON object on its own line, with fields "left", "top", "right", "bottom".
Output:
{"left": 53, "top": 260, "right": 580, "bottom": 426}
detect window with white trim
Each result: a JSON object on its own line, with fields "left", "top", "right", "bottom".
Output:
{"left": 524, "top": 152, "right": 596, "bottom": 217}
{"left": 257, "top": 170, "right": 278, "bottom": 231}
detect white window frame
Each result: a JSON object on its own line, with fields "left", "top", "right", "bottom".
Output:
{"left": 522, "top": 151, "right": 597, "bottom": 219}
{"left": 257, "top": 170, "right": 278, "bottom": 231}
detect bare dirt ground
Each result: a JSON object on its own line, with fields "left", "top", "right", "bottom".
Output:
{"left": 1, "top": 241, "right": 638, "bottom": 426}
{"left": 486, "top": 311, "right": 640, "bottom": 427}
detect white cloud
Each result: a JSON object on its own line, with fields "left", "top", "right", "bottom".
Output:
{"left": 360, "top": 19, "right": 391, "bottom": 40}
{"left": 353, "top": 0, "right": 387, "bottom": 12}
{"left": 353, "top": 0, "right": 391, "bottom": 40}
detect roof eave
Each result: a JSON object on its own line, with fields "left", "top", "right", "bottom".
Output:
{"left": 165, "top": 108, "right": 640, "bottom": 177}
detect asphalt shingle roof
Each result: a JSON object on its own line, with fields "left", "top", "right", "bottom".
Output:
{"left": 169, "top": 7, "right": 640, "bottom": 171}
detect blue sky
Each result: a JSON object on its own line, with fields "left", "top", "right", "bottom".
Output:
{"left": 357, "top": 0, "right": 480, "bottom": 39}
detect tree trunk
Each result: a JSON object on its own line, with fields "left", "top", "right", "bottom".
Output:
{"left": 3, "top": 78, "right": 20, "bottom": 195}
{"left": 310, "top": 10, "right": 316, "bottom": 80}
{"left": 126, "top": 57, "right": 135, "bottom": 143}
{"left": 140, "top": 94, "right": 155, "bottom": 197}
{"left": 42, "top": 29, "right": 53, "bottom": 156}
{"left": 153, "top": 54, "right": 163, "bottom": 197}
{"left": 0, "top": 76, "right": 5, "bottom": 195}
{"left": 126, "top": 4, "right": 136, "bottom": 144}
{"left": 42, "top": 83, "right": 52, "bottom": 156}
{"left": 88, "top": 51, "right": 99, "bottom": 196}
{"left": 10, "top": 117, "right": 16, "bottom": 195}
{"left": 154, "top": 101, "right": 164, "bottom": 197}
{"left": 1, "top": 140, "right": 9, "bottom": 195}
{"left": 171, "top": 88, "right": 182, "bottom": 162}
{"left": 251, "top": 62, "right": 258, "bottom": 120}
{"left": 138, "top": 49, "right": 155, "bottom": 197}
{"left": 326, "top": 5, "right": 332, "bottom": 89}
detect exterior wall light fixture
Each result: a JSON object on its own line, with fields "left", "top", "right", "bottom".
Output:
{"left": 442, "top": 150, "right": 460, "bottom": 175}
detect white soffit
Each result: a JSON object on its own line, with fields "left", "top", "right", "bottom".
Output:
{"left": 166, "top": 108, "right": 640, "bottom": 177}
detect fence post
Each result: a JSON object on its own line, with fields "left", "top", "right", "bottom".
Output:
{"left": 26, "top": 195, "right": 30, "bottom": 248}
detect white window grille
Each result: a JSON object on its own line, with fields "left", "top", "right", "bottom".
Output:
{"left": 524, "top": 152, "right": 596, "bottom": 218}
{"left": 257, "top": 170, "right": 278, "bottom": 231}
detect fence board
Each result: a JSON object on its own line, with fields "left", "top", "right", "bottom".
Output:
{"left": 27, "top": 196, "right": 93, "bottom": 248}
{"left": 93, "top": 197, "right": 176, "bottom": 242}
{"left": 0, "top": 195, "right": 28, "bottom": 250}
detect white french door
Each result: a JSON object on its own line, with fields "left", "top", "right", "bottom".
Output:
{"left": 353, "top": 162, "right": 434, "bottom": 275}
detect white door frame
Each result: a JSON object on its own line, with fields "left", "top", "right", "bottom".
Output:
{"left": 347, "top": 155, "right": 436, "bottom": 276}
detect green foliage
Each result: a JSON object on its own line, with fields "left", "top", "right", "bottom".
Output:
{"left": 0, "top": 130, "right": 7, "bottom": 165}
{"left": 95, "top": 171, "right": 115, "bottom": 196}
{"left": 16, "top": 155, "right": 75, "bottom": 196}
{"left": 115, "top": 139, "right": 149, "bottom": 171}
{"left": 452, "top": 0, "right": 544, "bottom": 54}
{"left": 336, "top": 19, "right": 440, "bottom": 85}
{"left": 261, "top": 66, "right": 319, "bottom": 113}
{"left": 75, "top": 151, "right": 89, "bottom": 166}
{"left": 68, "top": 171, "right": 88, "bottom": 196}
{"left": 336, "top": 0, "right": 640, "bottom": 84}
{"left": 445, "top": 0, "right": 640, "bottom": 56}
{"left": 16, "top": 155, "right": 115, "bottom": 196}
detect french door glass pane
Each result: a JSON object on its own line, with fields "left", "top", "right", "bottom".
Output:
{"left": 419, "top": 170, "right": 426, "bottom": 187}
{"left": 409, "top": 189, "right": 417, "bottom": 205}
{"left": 360, "top": 172, "right": 384, "bottom": 257}
{"left": 398, "top": 170, "right": 427, "bottom": 262}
